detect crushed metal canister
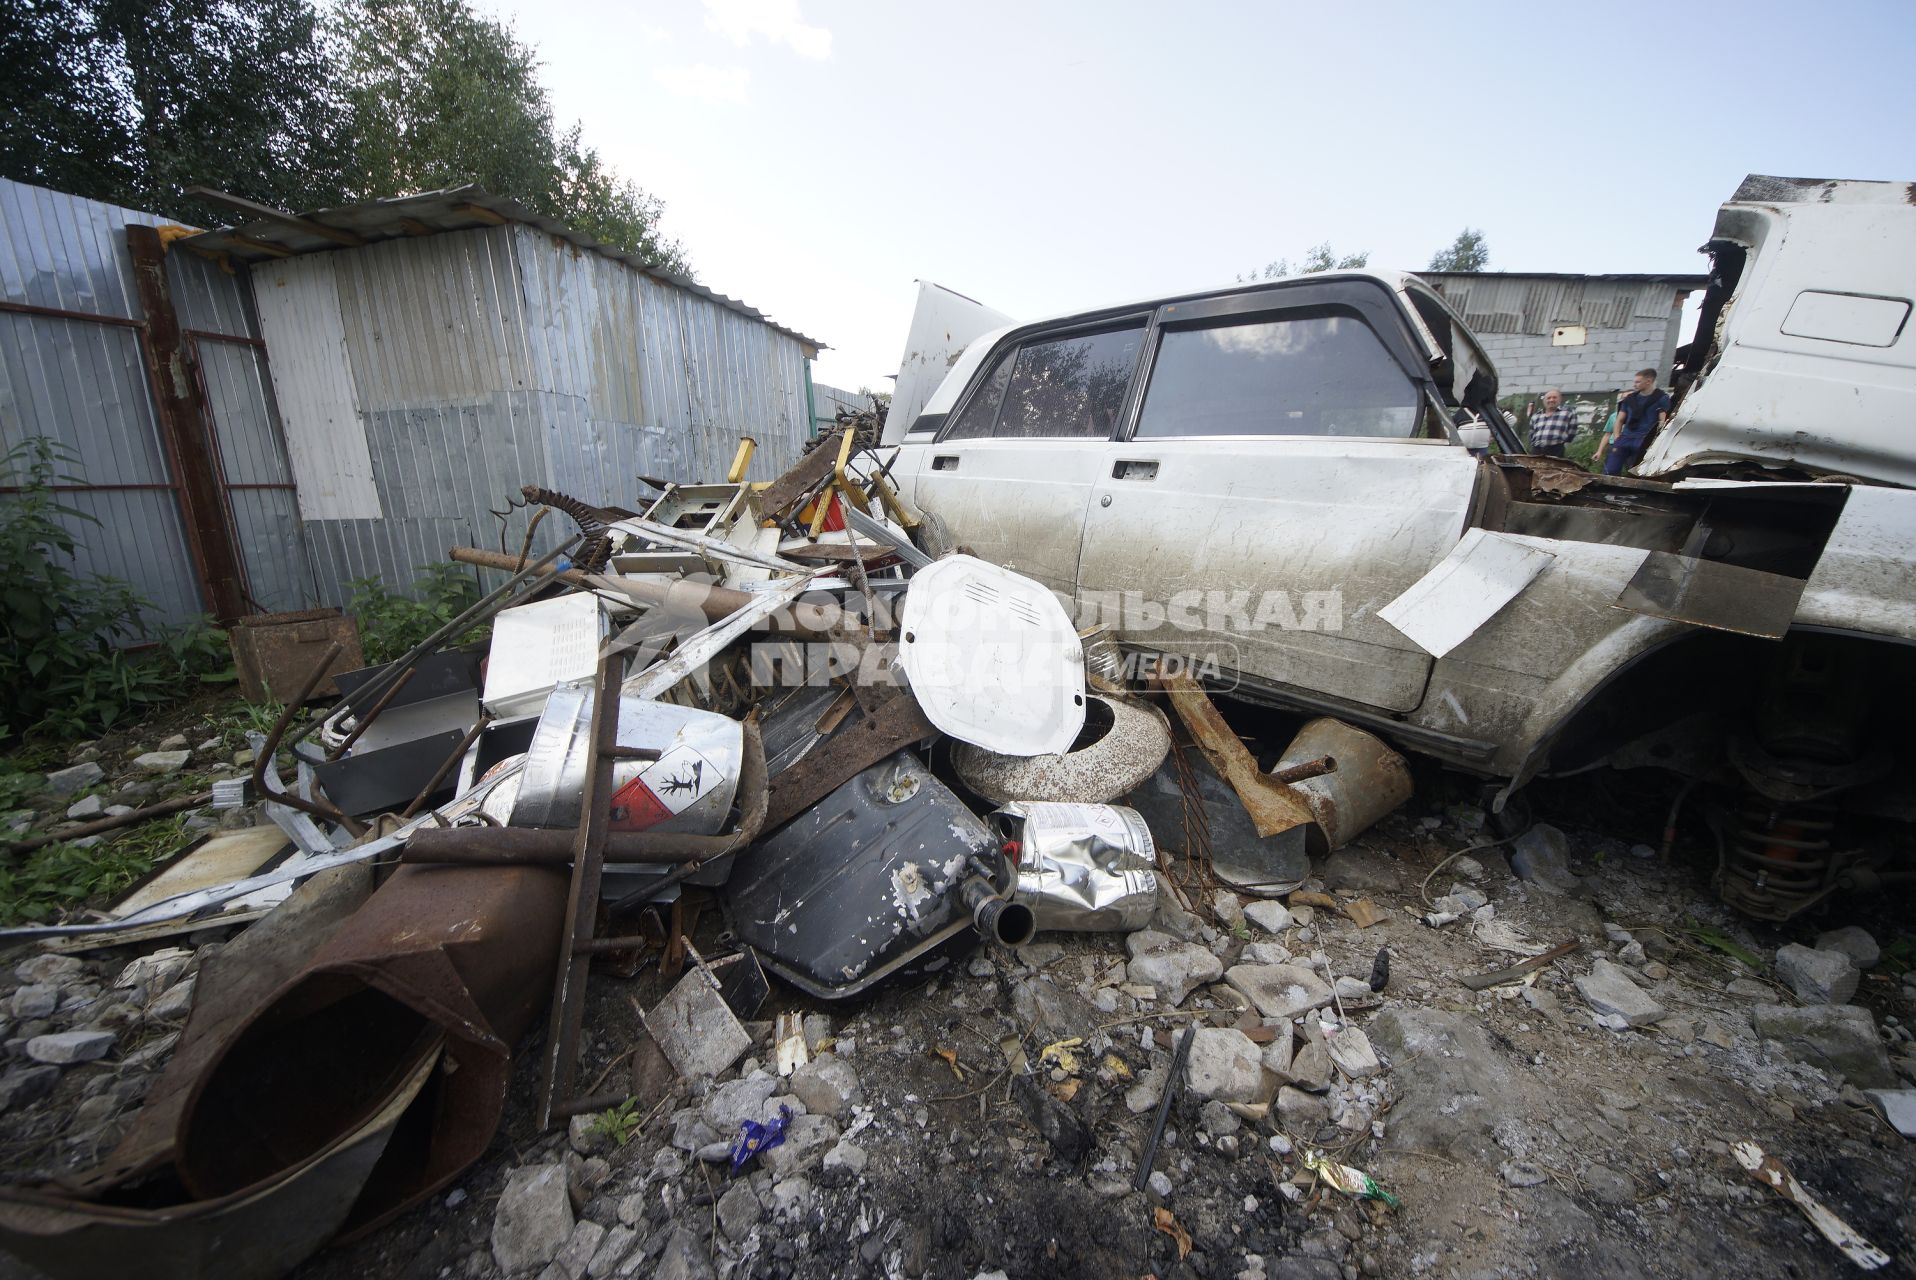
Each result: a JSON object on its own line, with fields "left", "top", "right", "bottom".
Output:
{"left": 993, "top": 801, "right": 1159, "bottom": 933}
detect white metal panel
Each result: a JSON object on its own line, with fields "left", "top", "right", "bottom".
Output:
{"left": 882, "top": 282, "right": 1014, "bottom": 444}
{"left": 253, "top": 255, "right": 383, "bottom": 519}
{"left": 1379, "top": 529, "right": 1556, "bottom": 657}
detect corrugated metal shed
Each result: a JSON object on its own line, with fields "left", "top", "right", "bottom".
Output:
{"left": 1419, "top": 271, "right": 1706, "bottom": 336}
{"left": 180, "top": 185, "right": 822, "bottom": 354}
{"left": 207, "top": 192, "right": 821, "bottom": 602}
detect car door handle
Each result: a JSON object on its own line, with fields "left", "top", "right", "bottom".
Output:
{"left": 932, "top": 454, "right": 959, "bottom": 471}
{"left": 1112, "top": 459, "right": 1158, "bottom": 481}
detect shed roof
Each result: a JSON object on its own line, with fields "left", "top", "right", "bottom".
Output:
{"left": 179, "top": 184, "right": 824, "bottom": 353}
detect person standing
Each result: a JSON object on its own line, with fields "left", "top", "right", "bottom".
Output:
{"left": 1596, "top": 368, "right": 1672, "bottom": 476}
{"left": 1526, "top": 388, "right": 1577, "bottom": 458}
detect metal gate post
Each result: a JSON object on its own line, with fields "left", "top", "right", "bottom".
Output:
{"left": 126, "top": 224, "right": 248, "bottom": 622}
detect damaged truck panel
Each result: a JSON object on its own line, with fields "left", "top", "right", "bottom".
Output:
{"left": 1640, "top": 175, "right": 1916, "bottom": 486}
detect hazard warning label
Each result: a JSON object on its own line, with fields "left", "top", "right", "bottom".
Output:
{"left": 608, "top": 744, "right": 724, "bottom": 831}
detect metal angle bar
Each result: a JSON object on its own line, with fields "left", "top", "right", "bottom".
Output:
{"left": 607, "top": 514, "right": 811, "bottom": 575}
{"left": 841, "top": 504, "right": 931, "bottom": 569}
{"left": 620, "top": 571, "right": 818, "bottom": 702}
{"left": 538, "top": 650, "right": 621, "bottom": 1129}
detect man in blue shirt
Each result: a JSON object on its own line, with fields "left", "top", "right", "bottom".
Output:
{"left": 1596, "top": 368, "right": 1672, "bottom": 476}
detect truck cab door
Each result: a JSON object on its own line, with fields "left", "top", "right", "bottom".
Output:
{"left": 1076, "top": 292, "right": 1478, "bottom": 712}
{"left": 911, "top": 319, "right": 1148, "bottom": 598}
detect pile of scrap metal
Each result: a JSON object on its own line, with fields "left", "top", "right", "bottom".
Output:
{"left": 0, "top": 429, "right": 1409, "bottom": 1280}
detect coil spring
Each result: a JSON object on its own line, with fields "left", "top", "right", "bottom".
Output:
{"left": 1718, "top": 795, "right": 1838, "bottom": 921}
{"left": 520, "top": 486, "right": 614, "bottom": 571}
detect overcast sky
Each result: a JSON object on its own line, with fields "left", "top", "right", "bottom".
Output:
{"left": 477, "top": 0, "right": 1916, "bottom": 392}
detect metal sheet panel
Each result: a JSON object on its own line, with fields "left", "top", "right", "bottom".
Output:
{"left": 253, "top": 254, "right": 383, "bottom": 520}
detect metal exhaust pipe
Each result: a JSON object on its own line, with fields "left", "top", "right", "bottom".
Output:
{"left": 962, "top": 877, "right": 1036, "bottom": 947}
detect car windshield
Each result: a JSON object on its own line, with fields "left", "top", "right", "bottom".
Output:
{"left": 1136, "top": 312, "right": 1419, "bottom": 438}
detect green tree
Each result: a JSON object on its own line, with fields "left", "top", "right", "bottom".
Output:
{"left": 333, "top": 0, "right": 688, "bottom": 273}
{"left": 1428, "top": 228, "right": 1490, "bottom": 272}
{"left": 1238, "top": 241, "right": 1369, "bottom": 282}
{"left": 0, "top": 0, "right": 352, "bottom": 221}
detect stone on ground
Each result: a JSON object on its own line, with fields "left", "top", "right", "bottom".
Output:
{"left": 1125, "top": 930, "right": 1224, "bottom": 1005}
{"left": 1183, "top": 1028, "right": 1264, "bottom": 1103}
{"left": 1242, "top": 901, "right": 1293, "bottom": 933}
{"left": 550, "top": 1220, "right": 605, "bottom": 1280}
{"left": 131, "top": 750, "right": 191, "bottom": 775}
{"left": 1814, "top": 925, "right": 1880, "bottom": 970}
{"left": 1573, "top": 959, "right": 1665, "bottom": 1027}
{"left": 1224, "top": 963, "right": 1332, "bottom": 1021}
{"left": 491, "top": 1163, "right": 574, "bottom": 1274}
{"left": 788, "top": 1055, "right": 860, "bottom": 1119}
{"left": 1774, "top": 943, "right": 1860, "bottom": 1006}
{"left": 1750, "top": 1004, "right": 1897, "bottom": 1088}
{"left": 65, "top": 795, "right": 104, "bottom": 821}
{"left": 43, "top": 762, "right": 103, "bottom": 799}
{"left": 652, "top": 1226, "right": 716, "bottom": 1280}
{"left": 26, "top": 1030, "right": 114, "bottom": 1064}
{"left": 1509, "top": 824, "right": 1585, "bottom": 895}
{"left": 759, "top": 1112, "right": 840, "bottom": 1178}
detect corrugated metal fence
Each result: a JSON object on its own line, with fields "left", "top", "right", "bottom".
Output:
{"left": 2, "top": 179, "right": 818, "bottom": 625}
{"left": 0, "top": 178, "right": 310, "bottom": 628}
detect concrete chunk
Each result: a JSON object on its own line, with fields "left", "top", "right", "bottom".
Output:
{"left": 491, "top": 1164, "right": 574, "bottom": 1275}
{"left": 1224, "top": 963, "right": 1332, "bottom": 1021}
{"left": 1573, "top": 959, "right": 1665, "bottom": 1027}
{"left": 1183, "top": 1027, "right": 1264, "bottom": 1103}
{"left": 1775, "top": 943, "right": 1860, "bottom": 1006}
{"left": 130, "top": 751, "right": 190, "bottom": 775}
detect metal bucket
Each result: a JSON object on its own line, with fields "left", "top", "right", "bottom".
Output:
{"left": 512, "top": 679, "right": 742, "bottom": 834}
{"left": 1275, "top": 718, "right": 1413, "bottom": 850}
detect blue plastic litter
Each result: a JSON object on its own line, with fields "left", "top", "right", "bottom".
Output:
{"left": 730, "top": 1104, "right": 792, "bottom": 1174}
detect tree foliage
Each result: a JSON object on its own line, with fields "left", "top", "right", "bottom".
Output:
{"left": 1428, "top": 228, "right": 1490, "bottom": 272}
{"left": 1, "top": 0, "right": 352, "bottom": 220}
{"left": 0, "top": 0, "right": 687, "bottom": 272}
{"left": 1239, "top": 242, "right": 1370, "bottom": 282}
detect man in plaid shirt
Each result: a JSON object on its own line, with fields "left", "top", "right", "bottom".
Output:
{"left": 1526, "top": 388, "right": 1577, "bottom": 457}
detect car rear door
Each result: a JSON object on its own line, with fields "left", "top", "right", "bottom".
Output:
{"left": 1075, "top": 287, "right": 1479, "bottom": 712}
{"left": 911, "top": 318, "right": 1148, "bottom": 598}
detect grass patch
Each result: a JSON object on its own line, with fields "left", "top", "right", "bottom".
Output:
{"left": 0, "top": 814, "right": 190, "bottom": 926}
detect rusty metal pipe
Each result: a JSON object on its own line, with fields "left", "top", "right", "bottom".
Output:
{"left": 325, "top": 667, "right": 415, "bottom": 760}
{"left": 253, "top": 642, "right": 365, "bottom": 838}
{"left": 449, "top": 546, "right": 853, "bottom": 638}
{"left": 1267, "top": 755, "right": 1335, "bottom": 785}
{"left": 4, "top": 792, "right": 212, "bottom": 855}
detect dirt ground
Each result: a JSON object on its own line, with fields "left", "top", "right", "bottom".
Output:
{"left": 222, "top": 767, "right": 1916, "bottom": 1280}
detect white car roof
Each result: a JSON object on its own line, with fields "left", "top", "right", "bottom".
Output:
{"left": 918, "top": 269, "right": 1443, "bottom": 421}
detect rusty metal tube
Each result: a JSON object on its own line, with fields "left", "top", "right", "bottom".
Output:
{"left": 449, "top": 546, "right": 853, "bottom": 638}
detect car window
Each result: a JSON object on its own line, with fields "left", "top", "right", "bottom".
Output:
{"left": 943, "top": 324, "right": 1144, "bottom": 440}
{"left": 1135, "top": 313, "right": 1420, "bottom": 439}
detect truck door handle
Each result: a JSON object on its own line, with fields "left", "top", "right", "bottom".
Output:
{"left": 932, "top": 455, "right": 959, "bottom": 471}
{"left": 1113, "top": 459, "right": 1158, "bottom": 481}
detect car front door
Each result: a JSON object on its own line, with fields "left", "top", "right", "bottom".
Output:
{"left": 1075, "top": 288, "right": 1480, "bottom": 712}
{"left": 911, "top": 318, "right": 1147, "bottom": 598}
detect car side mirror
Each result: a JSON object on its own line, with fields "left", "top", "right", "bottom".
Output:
{"left": 1455, "top": 422, "right": 1491, "bottom": 451}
